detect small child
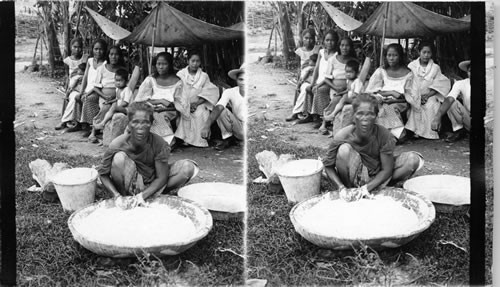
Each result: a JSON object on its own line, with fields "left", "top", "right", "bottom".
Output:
{"left": 286, "top": 54, "right": 318, "bottom": 121}
{"left": 65, "top": 63, "right": 86, "bottom": 98}
{"left": 298, "top": 54, "right": 317, "bottom": 87}
{"left": 324, "top": 59, "right": 364, "bottom": 124}
{"left": 92, "top": 69, "right": 133, "bottom": 134}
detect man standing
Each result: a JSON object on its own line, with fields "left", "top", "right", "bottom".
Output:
{"left": 431, "top": 60, "right": 471, "bottom": 142}
{"left": 201, "top": 64, "right": 245, "bottom": 150}
{"left": 98, "top": 102, "right": 198, "bottom": 202}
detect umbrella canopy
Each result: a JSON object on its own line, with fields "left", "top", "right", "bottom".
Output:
{"left": 84, "top": 6, "right": 131, "bottom": 41}
{"left": 123, "top": 2, "right": 243, "bottom": 46}
{"left": 85, "top": 3, "right": 243, "bottom": 46}
{"left": 321, "top": 2, "right": 470, "bottom": 38}
{"left": 227, "top": 22, "right": 245, "bottom": 31}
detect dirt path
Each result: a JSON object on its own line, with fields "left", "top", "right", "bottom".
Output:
{"left": 15, "top": 54, "right": 243, "bottom": 185}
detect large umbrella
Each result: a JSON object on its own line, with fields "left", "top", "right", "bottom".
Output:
{"left": 321, "top": 2, "right": 470, "bottom": 64}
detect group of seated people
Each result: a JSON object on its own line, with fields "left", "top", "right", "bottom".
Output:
{"left": 58, "top": 38, "right": 245, "bottom": 151}
{"left": 287, "top": 29, "right": 471, "bottom": 144}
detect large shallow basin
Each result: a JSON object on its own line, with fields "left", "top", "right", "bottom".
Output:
{"left": 68, "top": 195, "right": 213, "bottom": 258}
{"left": 178, "top": 182, "right": 246, "bottom": 220}
{"left": 290, "top": 187, "right": 435, "bottom": 250}
{"left": 403, "top": 175, "right": 470, "bottom": 213}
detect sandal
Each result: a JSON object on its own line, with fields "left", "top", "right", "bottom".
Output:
{"left": 318, "top": 127, "right": 329, "bottom": 135}
{"left": 285, "top": 114, "right": 298, "bottom": 122}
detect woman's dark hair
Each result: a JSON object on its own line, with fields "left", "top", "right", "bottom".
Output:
{"left": 352, "top": 93, "right": 379, "bottom": 116}
{"left": 70, "top": 38, "right": 83, "bottom": 47}
{"left": 187, "top": 50, "right": 202, "bottom": 61}
{"left": 383, "top": 43, "right": 406, "bottom": 68}
{"left": 323, "top": 30, "right": 340, "bottom": 52}
{"left": 302, "top": 28, "right": 316, "bottom": 40}
{"left": 339, "top": 37, "right": 357, "bottom": 58}
{"left": 127, "top": 102, "right": 154, "bottom": 123}
{"left": 152, "top": 52, "right": 175, "bottom": 77}
{"left": 345, "top": 59, "right": 360, "bottom": 73}
{"left": 107, "top": 45, "right": 125, "bottom": 67}
{"left": 92, "top": 39, "right": 108, "bottom": 58}
{"left": 419, "top": 41, "right": 435, "bottom": 54}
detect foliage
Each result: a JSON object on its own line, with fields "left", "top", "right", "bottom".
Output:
{"left": 266, "top": 1, "right": 470, "bottom": 75}
{"left": 32, "top": 1, "right": 244, "bottom": 84}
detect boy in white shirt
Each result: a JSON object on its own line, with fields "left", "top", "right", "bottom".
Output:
{"left": 431, "top": 60, "right": 470, "bottom": 142}
{"left": 201, "top": 65, "right": 245, "bottom": 150}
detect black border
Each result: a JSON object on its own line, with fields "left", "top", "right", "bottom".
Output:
{"left": 469, "top": 1, "right": 486, "bottom": 285}
{"left": 0, "top": 1, "right": 16, "bottom": 286}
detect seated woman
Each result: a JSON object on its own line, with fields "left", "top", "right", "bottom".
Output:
{"left": 98, "top": 102, "right": 198, "bottom": 201}
{"left": 67, "top": 39, "right": 108, "bottom": 133}
{"left": 323, "top": 93, "right": 424, "bottom": 196}
{"left": 134, "top": 52, "right": 188, "bottom": 145}
{"left": 365, "top": 43, "right": 415, "bottom": 141}
{"left": 406, "top": 42, "right": 451, "bottom": 140}
{"left": 318, "top": 36, "right": 357, "bottom": 134}
{"left": 299, "top": 30, "right": 339, "bottom": 126}
{"left": 80, "top": 46, "right": 126, "bottom": 143}
{"left": 174, "top": 51, "right": 220, "bottom": 147}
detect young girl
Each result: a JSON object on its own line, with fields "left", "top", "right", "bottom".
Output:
{"left": 175, "top": 51, "right": 219, "bottom": 147}
{"left": 318, "top": 37, "right": 357, "bottom": 134}
{"left": 68, "top": 39, "right": 107, "bottom": 133}
{"left": 365, "top": 43, "right": 414, "bottom": 141}
{"left": 56, "top": 63, "right": 86, "bottom": 130}
{"left": 56, "top": 38, "right": 87, "bottom": 130}
{"left": 406, "top": 42, "right": 450, "bottom": 139}
{"left": 299, "top": 30, "right": 339, "bottom": 126}
{"left": 86, "top": 46, "right": 126, "bottom": 143}
{"left": 286, "top": 28, "right": 320, "bottom": 121}
{"left": 135, "top": 52, "right": 186, "bottom": 145}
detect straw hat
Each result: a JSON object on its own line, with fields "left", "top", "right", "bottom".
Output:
{"left": 228, "top": 63, "right": 246, "bottom": 80}
{"left": 458, "top": 60, "right": 470, "bottom": 72}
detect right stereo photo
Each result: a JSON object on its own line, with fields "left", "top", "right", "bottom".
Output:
{"left": 246, "top": 1, "right": 492, "bottom": 285}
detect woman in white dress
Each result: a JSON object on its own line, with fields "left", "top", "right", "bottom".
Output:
{"left": 365, "top": 43, "right": 415, "bottom": 141}
{"left": 175, "top": 51, "right": 220, "bottom": 147}
{"left": 406, "top": 42, "right": 451, "bottom": 139}
{"left": 135, "top": 52, "right": 189, "bottom": 145}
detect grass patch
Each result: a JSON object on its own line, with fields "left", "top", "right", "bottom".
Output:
{"left": 246, "top": 119, "right": 469, "bottom": 285}
{"left": 16, "top": 128, "right": 243, "bottom": 286}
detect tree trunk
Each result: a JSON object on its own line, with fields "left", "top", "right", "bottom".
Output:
{"left": 276, "top": 1, "right": 296, "bottom": 60}
{"left": 60, "top": 0, "right": 70, "bottom": 58}
{"left": 296, "top": 1, "right": 304, "bottom": 48}
{"left": 39, "top": 2, "right": 63, "bottom": 73}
